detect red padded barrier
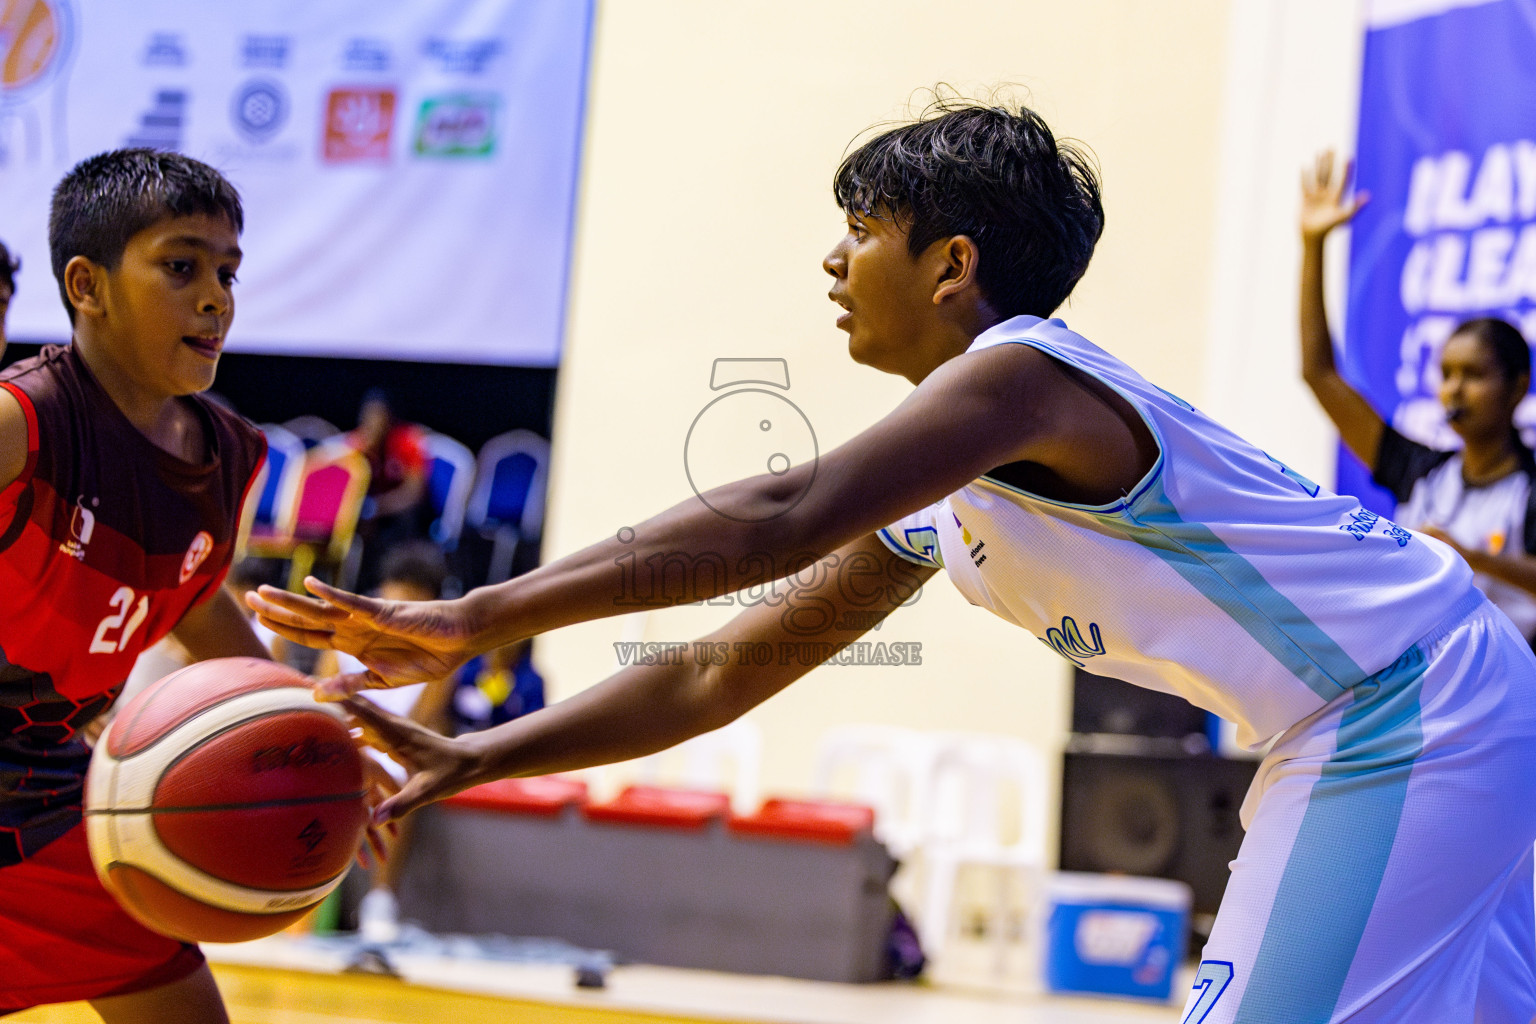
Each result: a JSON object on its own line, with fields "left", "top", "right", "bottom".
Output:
{"left": 728, "top": 798, "right": 876, "bottom": 845}
{"left": 582, "top": 785, "right": 730, "bottom": 830}
{"left": 443, "top": 776, "right": 588, "bottom": 817}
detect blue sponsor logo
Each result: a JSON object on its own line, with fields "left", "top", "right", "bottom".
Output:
{"left": 232, "top": 79, "right": 288, "bottom": 142}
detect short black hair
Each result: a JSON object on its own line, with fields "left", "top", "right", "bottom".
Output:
{"left": 1454, "top": 317, "right": 1530, "bottom": 385}
{"left": 378, "top": 540, "right": 449, "bottom": 599}
{"left": 49, "top": 148, "right": 244, "bottom": 323}
{"left": 833, "top": 96, "right": 1104, "bottom": 319}
{"left": 0, "top": 238, "right": 17, "bottom": 296}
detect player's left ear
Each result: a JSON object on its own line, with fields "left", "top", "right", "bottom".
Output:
{"left": 931, "top": 234, "right": 981, "bottom": 306}
{"left": 63, "top": 256, "right": 107, "bottom": 320}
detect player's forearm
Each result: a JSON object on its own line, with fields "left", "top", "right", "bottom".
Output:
{"left": 457, "top": 658, "right": 742, "bottom": 782}
{"left": 1299, "top": 236, "right": 1341, "bottom": 388}
{"left": 1462, "top": 549, "right": 1536, "bottom": 598}
{"left": 461, "top": 466, "right": 840, "bottom": 650}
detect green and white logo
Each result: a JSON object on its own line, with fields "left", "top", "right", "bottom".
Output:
{"left": 413, "top": 94, "right": 498, "bottom": 157}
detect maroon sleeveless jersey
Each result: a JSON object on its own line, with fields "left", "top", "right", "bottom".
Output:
{"left": 0, "top": 345, "right": 266, "bottom": 865}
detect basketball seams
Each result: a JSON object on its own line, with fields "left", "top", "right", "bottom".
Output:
{"left": 85, "top": 685, "right": 360, "bottom": 915}
{"left": 91, "top": 687, "right": 350, "bottom": 811}
{"left": 107, "top": 657, "right": 315, "bottom": 758}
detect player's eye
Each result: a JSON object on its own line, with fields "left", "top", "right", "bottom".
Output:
{"left": 220, "top": 269, "right": 239, "bottom": 286}
{"left": 167, "top": 259, "right": 193, "bottom": 275}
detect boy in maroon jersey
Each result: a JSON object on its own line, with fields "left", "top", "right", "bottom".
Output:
{"left": 0, "top": 150, "right": 269, "bottom": 1022}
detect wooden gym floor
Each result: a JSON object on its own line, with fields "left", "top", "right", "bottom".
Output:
{"left": 8, "top": 937, "right": 1183, "bottom": 1024}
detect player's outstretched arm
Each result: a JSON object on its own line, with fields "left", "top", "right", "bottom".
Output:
{"left": 1298, "top": 150, "right": 1383, "bottom": 467}
{"left": 345, "top": 533, "right": 935, "bottom": 821}
{"left": 253, "top": 341, "right": 1069, "bottom": 695}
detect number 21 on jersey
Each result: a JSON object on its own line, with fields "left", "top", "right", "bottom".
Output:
{"left": 90, "top": 586, "right": 149, "bottom": 654}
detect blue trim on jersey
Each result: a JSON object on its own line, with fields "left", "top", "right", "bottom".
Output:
{"left": 876, "top": 526, "right": 940, "bottom": 568}
{"left": 1125, "top": 485, "right": 1365, "bottom": 700}
{"left": 1232, "top": 646, "right": 1427, "bottom": 1024}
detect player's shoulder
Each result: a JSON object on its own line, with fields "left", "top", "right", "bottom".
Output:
{"left": 0, "top": 384, "right": 28, "bottom": 492}
{"left": 192, "top": 395, "right": 267, "bottom": 474}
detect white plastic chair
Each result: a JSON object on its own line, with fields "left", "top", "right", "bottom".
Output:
{"left": 917, "top": 732, "right": 1051, "bottom": 975}
{"left": 281, "top": 414, "right": 340, "bottom": 449}
{"left": 810, "top": 723, "right": 937, "bottom": 858}
{"left": 629, "top": 719, "right": 763, "bottom": 816}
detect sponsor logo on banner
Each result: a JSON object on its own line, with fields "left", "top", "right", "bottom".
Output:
{"left": 323, "top": 86, "right": 395, "bottom": 162}
{"left": 413, "top": 94, "right": 497, "bottom": 157}
{"left": 341, "top": 38, "right": 390, "bottom": 72}
{"left": 240, "top": 34, "right": 288, "bottom": 70}
{"left": 140, "top": 31, "right": 185, "bottom": 68}
{"left": 422, "top": 38, "right": 500, "bottom": 75}
{"left": 125, "top": 89, "right": 186, "bottom": 150}
{"left": 231, "top": 78, "right": 287, "bottom": 142}
{"left": 1, "top": 0, "right": 70, "bottom": 94}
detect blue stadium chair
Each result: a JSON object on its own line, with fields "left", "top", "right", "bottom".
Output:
{"left": 243, "top": 423, "right": 306, "bottom": 549}
{"left": 466, "top": 429, "right": 550, "bottom": 584}
{"left": 422, "top": 431, "right": 476, "bottom": 552}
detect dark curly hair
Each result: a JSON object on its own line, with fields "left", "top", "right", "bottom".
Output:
{"left": 49, "top": 148, "right": 243, "bottom": 323}
{"left": 833, "top": 95, "right": 1104, "bottom": 320}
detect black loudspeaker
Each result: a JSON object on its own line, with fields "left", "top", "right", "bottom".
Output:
{"left": 1072, "top": 667, "right": 1212, "bottom": 742}
{"left": 1058, "top": 751, "right": 1258, "bottom": 917}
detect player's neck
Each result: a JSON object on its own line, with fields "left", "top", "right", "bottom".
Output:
{"left": 72, "top": 334, "right": 203, "bottom": 461}
{"left": 904, "top": 309, "right": 1006, "bottom": 384}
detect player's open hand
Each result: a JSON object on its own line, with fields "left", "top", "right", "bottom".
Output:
{"left": 246, "top": 576, "right": 476, "bottom": 699}
{"left": 342, "top": 696, "right": 486, "bottom": 823}
{"left": 1301, "top": 150, "right": 1368, "bottom": 241}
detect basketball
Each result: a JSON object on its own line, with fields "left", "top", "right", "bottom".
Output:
{"left": 84, "top": 657, "right": 369, "bottom": 943}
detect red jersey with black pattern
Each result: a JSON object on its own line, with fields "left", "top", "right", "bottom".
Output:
{"left": 0, "top": 344, "right": 265, "bottom": 866}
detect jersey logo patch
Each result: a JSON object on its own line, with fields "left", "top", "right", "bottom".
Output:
{"left": 1040, "top": 616, "right": 1105, "bottom": 666}
{"left": 59, "top": 495, "right": 98, "bottom": 561}
{"left": 181, "top": 531, "right": 214, "bottom": 583}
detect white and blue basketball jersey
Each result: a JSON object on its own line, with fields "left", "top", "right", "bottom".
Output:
{"left": 877, "top": 315, "right": 1473, "bottom": 749}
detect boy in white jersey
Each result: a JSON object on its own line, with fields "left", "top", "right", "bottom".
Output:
{"left": 251, "top": 100, "right": 1536, "bottom": 1023}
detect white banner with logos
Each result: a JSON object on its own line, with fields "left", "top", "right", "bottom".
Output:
{"left": 0, "top": 0, "right": 591, "bottom": 366}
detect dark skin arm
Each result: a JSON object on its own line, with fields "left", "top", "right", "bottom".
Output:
{"left": 170, "top": 585, "right": 273, "bottom": 661}
{"left": 343, "top": 534, "right": 936, "bottom": 819}
{"left": 1298, "top": 150, "right": 1381, "bottom": 467}
{"left": 1419, "top": 524, "right": 1536, "bottom": 598}
{"left": 250, "top": 339, "right": 1156, "bottom": 693}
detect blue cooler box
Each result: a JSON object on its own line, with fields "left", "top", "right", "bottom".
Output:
{"left": 1044, "top": 872, "right": 1191, "bottom": 1001}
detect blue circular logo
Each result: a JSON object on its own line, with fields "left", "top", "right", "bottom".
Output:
{"left": 231, "top": 79, "right": 287, "bottom": 142}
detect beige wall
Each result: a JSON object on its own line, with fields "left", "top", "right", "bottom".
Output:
{"left": 536, "top": 0, "right": 1234, "bottom": 846}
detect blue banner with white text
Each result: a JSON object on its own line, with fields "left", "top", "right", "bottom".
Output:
{"left": 1342, "top": 0, "right": 1536, "bottom": 509}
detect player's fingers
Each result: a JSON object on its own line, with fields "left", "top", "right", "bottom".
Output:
{"left": 364, "top": 824, "right": 390, "bottom": 865}
{"left": 248, "top": 585, "right": 349, "bottom": 625}
{"left": 256, "top": 619, "right": 339, "bottom": 650}
{"left": 303, "top": 577, "right": 387, "bottom": 621}
{"left": 313, "top": 672, "right": 380, "bottom": 702}
{"left": 339, "top": 695, "right": 425, "bottom": 749}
